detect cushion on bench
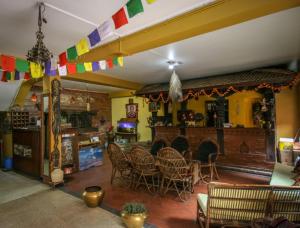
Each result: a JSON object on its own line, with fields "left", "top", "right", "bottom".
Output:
{"left": 197, "top": 193, "right": 208, "bottom": 216}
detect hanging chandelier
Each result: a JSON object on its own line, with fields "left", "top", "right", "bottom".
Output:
{"left": 27, "top": 2, "right": 51, "bottom": 65}
{"left": 168, "top": 61, "right": 183, "bottom": 102}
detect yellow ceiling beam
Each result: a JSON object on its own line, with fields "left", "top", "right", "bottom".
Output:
{"left": 79, "top": 0, "right": 300, "bottom": 62}
{"left": 109, "top": 90, "right": 136, "bottom": 98}
{"left": 64, "top": 72, "right": 142, "bottom": 90}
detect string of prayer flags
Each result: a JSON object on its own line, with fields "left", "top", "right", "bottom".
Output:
{"left": 126, "top": 0, "right": 144, "bottom": 18}
{"left": 88, "top": 28, "right": 101, "bottom": 47}
{"left": 24, "top": 72, "right": 31, "bottom": 80}
{"left": 112, "top": 8, "right": 128, "bottom": 29}
{"left": 58, "top": 64, "right": 67, "bottom": 76}
{"left": 67, "top": 63, "right": 77, "bottom": 74}
{"left": 76, "top": 38, "right": 90, "bottom": 56}
{"left": 106, "top": 59, "right": 113, "bottom": 69}
{"left": 76, "top": 63, "right": 85, "bottom": 73}
{"left": 1, "top": 55, "right": 15, "bottom": 72}
{"left": 6, "top": 72, "right": 12, "bottom": 80}
{"left": 99, "top": 60, "right": 106, "bottom": 70}
{"left": 67, "top": 46, "right": 78, "bottom": 60}
{"left": 117, "top": 56, "right": 124, "bottom": 67}
{"left": 59, "top": 52, "right": 67, "bottom": 66}
{"left": 30, "top": 62, "right": 43, "bottom": 78}
{"left": 1, "top": 71, "right": 7, "bottom": 82}
{"left": 45, "top": 61, "right": 57, "bottom": 76}
{"left": 84, "top": 62, "right": 93, "bottom": 72}
{"left": 16, "top": 58, "right": 29, "bottom": 72}
{"left": 92, "top": 62, "right": 100, "bottom": 71}
{"left": 15, "top": 71, "right": 20, "bottom": 80}
{"left": 98, "top": 20, "right": 114, "bottom": 40}
{"left": 146, "top": 0, "right": 157, "bottom": 4}
{"left": 113, "top": 57, "right": 119, "bottom": 66}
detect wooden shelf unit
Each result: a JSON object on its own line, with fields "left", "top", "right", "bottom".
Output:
{"left": 11, "top": 112, "right": 30, "bottom": 129}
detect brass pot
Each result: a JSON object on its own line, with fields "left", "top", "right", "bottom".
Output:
{"left": 121, "top": 211, "right": 147, "bottom": 228}
{"left": 82, "top": 186, "right": 104, "bottom": 208}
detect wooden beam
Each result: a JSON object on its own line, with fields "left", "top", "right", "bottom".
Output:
{"left": 64, "top": 72, "right": 142, "bottom": 90}
{"left": 79, "top": 0, "right": 300, "bottom": 62}
{"left": 109, "top": 90, "right": 136, "bottom": 98}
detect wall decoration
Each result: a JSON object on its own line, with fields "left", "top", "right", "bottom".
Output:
{"left": 148, "top": 102, "right": 160, "bottom": 112}
{"left": 126, "top": 103, "right": 138, "bottom": 119}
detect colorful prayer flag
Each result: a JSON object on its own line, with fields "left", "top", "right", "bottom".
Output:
{"left": 1, "top": 55, "right": 15, "bottom": 72}
{"left": 76, "top": 38, "right": 90, "bottom": 56}
{"left": 30, "top": 62, "right": 43, "bottom": 78}
{"left": 99, "top": 60, "right": 106, "bottom": 70}
{"left": 67, "top": 63, "right": 77, "bottom": 74}
{"left": 106, "top": 59, "right": 113, "bottom": 69}
{"left": 126, "top": 0, "right": 144, "bottom": 18}
{"left": 88, "top": 28, "right": 101, "bottom": 47}
{"left": 24, "top": 72, "right": 31, "bottom": 80}
{"left": 113, "top": 57, "right": 119, "bottom": 66}
{"left": 117, "top": 56, "right": 124, "bottom": 67}
{"left": 58, "top": 64, "right": 67, "bottom": 76}
{"left": 59, "top": 52, "right": 67, "bottom": 66}
{"left": 112, "top": 8, "right": 128, "bottom": 29}
{"left": 16, "top": 59, "right": 29, "bottom": 72}
{"left": 98, "top": 20, "right": 114, "bottom": 40}
{"left": 6, "top": 72, "right": 11, "bottom": 80}
{"left": 84, "top": 62, "right": 93, "bottom": 72}
{"left": 76, "top": 63, "right": 85, "bottom": 73}
{"left": 146, "top": 0, "right": 157, "bottom": 4}
{"left": 1, "top": 71, "right": 7, "bottom": 82}
{"left": 15, "top": 71, "right": 20, "bottom": 80}
{"left": 92, "top": 62, "right": 100, "bottom": 71}
{"left": 45, "top": 61, "right": 57, "bottom": 76}
{"left": 67, "top": 46, "right": 78, "bottom": 60}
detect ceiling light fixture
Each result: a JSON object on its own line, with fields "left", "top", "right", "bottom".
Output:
{"left": 27, "top": 2, "right": 52, "bottom": 65}
{"left": 167, "top": 60, "right": 182, "bottom": 70}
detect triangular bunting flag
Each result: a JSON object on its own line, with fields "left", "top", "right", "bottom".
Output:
{"left": 117, "top": 56, "right": 124, "bottom": 67}
{"left": 146, "top": 0, "right": 157, "bottom": 4}
{"left": 76, "top": 63, "right": 85, "bottom": 73}
{"left": 76, "top": 38, "right": 90, "bottom": 56}
{"left": 58, "top": 64, "right": 67, "bottom": 76}
{"left": 84, "top": 62, "right": 93, "bottom": 72}
{"left": 106, "top": 59, "right": 113, "bottom": 69}
{"left": 1, "top": 71, "right": 7, "bottom": 82}
{"left": 88, "top": 29, "right": 101, "bottom": 47}
{"left": 59, "top": 52, "right": 67, "bottom": 66}
{"left": 126, "top": 0, "right": 144, "bottom": 18}
{"left": 1, "top": 55, "right": 15, "bottom": 72}
{"left": 30, "top": 62, "right": 43, "bottom": 78}
{"left": 67, "top": 46, "right": 78, "bottom": 60}
{"left": 98, "top": 20, "right": 114, "bottom": 40}
{"left": 92, "top": 62, "right": 100, "bottom": 71}
{"left": 16, "top": 59, "right": 29, "bottom": 72}
{"left": 112, "top": 7, "right": 128, "bottom": 29}
{"left": 99, "top": 60, "right": 106, "bottom": 70}
{"left": 15, "top": 71, "right": 20, "bottom": 80}
{"left": 113, "top": 57, "right": 119, "bottom": 66}
{"left": 67, "top": 63, "right": 77, "bottom": 74}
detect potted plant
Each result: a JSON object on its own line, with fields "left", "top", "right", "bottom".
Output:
{"left": 121, "top": 202, "right": 147, "bottom": 228}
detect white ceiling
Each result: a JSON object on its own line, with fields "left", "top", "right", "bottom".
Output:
{"left": 0, "top": 80, "right": 22, "bottom": 110}
{"left": 101, "top": 6, "right": 300, "bottom": 84}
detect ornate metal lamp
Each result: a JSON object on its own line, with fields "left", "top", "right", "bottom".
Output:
{"left": 27, "top": 2, "right": 51, "bottom": 65}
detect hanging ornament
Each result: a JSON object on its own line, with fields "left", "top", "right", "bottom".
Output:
{"left": 169, "top": 70, "right": 183, "bottom": 102}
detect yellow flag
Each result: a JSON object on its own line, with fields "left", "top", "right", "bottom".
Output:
{"left": 30, "top": 62, "right": 43, "bottom": 78}
{"left": 117, "top": 56, "right": 124, "bottom": 67}
{"left": 84, "top": 62, "right": 93, "bottom": 71}
{"left": 146, "top": 0, "right": 156, "bottom": 4}
{"left": 76, "top": 38, "right": 89, "bottom": 56}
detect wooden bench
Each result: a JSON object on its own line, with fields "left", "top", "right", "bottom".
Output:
{"left": 197, "top": 183, "right": 300, "bottom": 228}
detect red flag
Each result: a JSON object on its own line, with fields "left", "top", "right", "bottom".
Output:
{"left": 112, "top": 8, "right": 128, "bottom": 29}
{"left": 106, "top": 59, "right": 113, "bottom": 69}
{"left": 59, "top": 52, "right": 67, "bottom": 66}
{"left": 24, "top": 72, "right": 31, "bottom": 80}
{"left": 1, "top": 55, "right": 15, "bottom": 72}
{"left": 67, "top": 63, "right": 77, "bottom": 74}
{"left": 1, "top": 71, "right": 7, "bottom": 82}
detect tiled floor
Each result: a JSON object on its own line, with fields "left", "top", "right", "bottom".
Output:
{"left": 64, "top": 152, "right": 270, "bottom": 228}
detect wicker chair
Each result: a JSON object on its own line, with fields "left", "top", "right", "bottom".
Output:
{"left": 194, "top": 138, "right": 219, "bottom": 183}
{"left": 157, "top": 147, "right": 194, "bottom": 201}
{"left": 150, "top": 138, "right": 168, "bottom": 156}
{"left": 130, "top": 147, "right": 160, "bottom": 193}
{"left": 171, "top": 135, "right": 191, "bottom": 160}
{"left": 107, "top": 143, "right": 132, "bottom": 184}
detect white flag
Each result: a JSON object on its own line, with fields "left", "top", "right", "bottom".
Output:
{"left": 58, "top": 64, "right": 67, "bottom": 76}
{"left": 98, "top": 20, "right": 114, "bottom": 41}
{"left": 99, "top": 60, "right": 106, "bottom": 70}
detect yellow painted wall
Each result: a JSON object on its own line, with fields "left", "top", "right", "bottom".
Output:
{"left": 111, "top": 96, "right": 153, "bottom": 142}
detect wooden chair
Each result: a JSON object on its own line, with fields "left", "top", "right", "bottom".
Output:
{"left": 107, "top": 143, "right": 132, "bottom": 184}
{"left": 150, "top": 138, "right": 168, "bottom": 156}
{"left": 130, "top": 147, "right": 160, "bottom": 194}
{"left": 194, "top": 138, "right": 220, "bottom": 183}
{"left": 171, "top": 135, "right": 192, "bottom": 160}
{"left": 197, "top": 183, "right": 272, "bottom": 228}
{"left": 157, "top": 147, "right": 194, "bottom": 201}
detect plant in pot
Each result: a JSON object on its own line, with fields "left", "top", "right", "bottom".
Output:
{"left": 121, "top": 202, "right": 147, "bottom": 228}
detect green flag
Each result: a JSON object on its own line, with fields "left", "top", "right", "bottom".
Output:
{"left": 6, "top": 72, "right": 11, "bottom": 80}
{"left": 126, "top": 0, "right": 144, "bottom": 18}
{"left": 76, "top": 63, "right": 85, "bottom": 73}
{"left": 67, "top": 46, "right": 78, "bottom": 60}
{"left": 113, "top": 57, "right": 119, "bottom": 66}
{"left": 16, "top": 59, "right": 29, "bottom": 72}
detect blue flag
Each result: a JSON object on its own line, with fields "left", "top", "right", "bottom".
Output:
{"left": 88, "top": 29, "right": 101, "bottom": 47}
{"left": 92, "top": 61, "right": 100, "bottom": 71}
{"left": 45, "top": 61, "right": 56, "bottom": 76}
{"left": 15, "top": 71, "right": 20, "bottom": 80}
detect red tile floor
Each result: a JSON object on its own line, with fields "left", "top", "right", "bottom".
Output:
{"left": 64, "top": 152, "right": 270, "bottom": 228}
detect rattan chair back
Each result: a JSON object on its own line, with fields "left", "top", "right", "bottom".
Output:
{"left": 171, "top": 135, "right": 189, "bottom": 155}
{"left": 130, "top": 147, "right": 157, "bottom": 173}
{"left": 151, "top": 138, "right": 168, "bottom": 156}
{"left": 195, "top": 138, "right": 219, "bottom": 162}
{"left": 107, "top": 143, "right": 130, "bottom": 171}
